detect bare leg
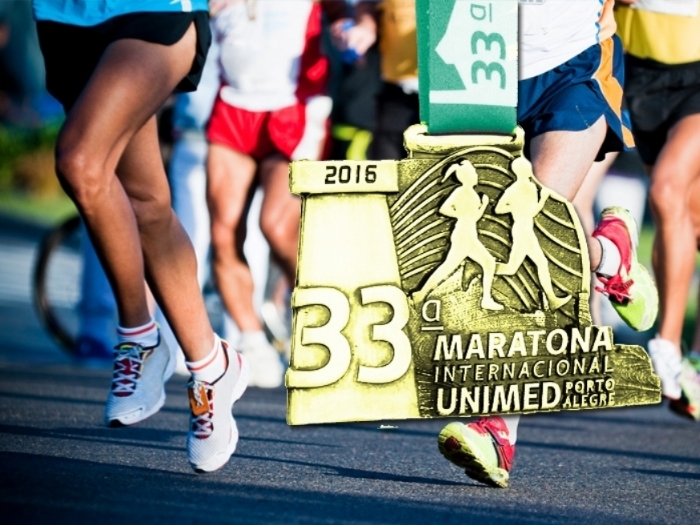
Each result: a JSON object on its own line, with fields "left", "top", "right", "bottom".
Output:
{"left": 207, "top": 143, "right": 261, "bottom": 332}
{"left": 54, "top": 26, "right": 214, "bottom": 360}
{"left": 116, "top": 118, "right": 213, "bottom": 357}
{"left": 572, "top": 152, "right": 618, "bottom": 323}
{"left": 529, "top": 116, "right": 607, "bottom": 270}
{"left": 693, "top": 285, "right": 700, "bottom": 354}
{"left": 648, "top": 114, "right": 700, "bottom": 350}
{"left": 692, "top": 179, "right": 700, "bottom": 352}
{"left": 573, "top": 153, "right": 618, "bottom": 238}
{"left": 258, "top": 156, "right": 301, "bottom": 284}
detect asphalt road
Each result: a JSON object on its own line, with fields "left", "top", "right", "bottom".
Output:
{"left": 1, "top": 214, "right": 699, "bottom": 525}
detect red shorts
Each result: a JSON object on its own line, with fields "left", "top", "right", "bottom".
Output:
{"left": 207, "top": 95, "right": 308, "bottom": 161}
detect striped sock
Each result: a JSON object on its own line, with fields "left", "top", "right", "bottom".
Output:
{"left": 117, "top": 319, "right": 159, "bottom": 348}
{"left": 186, "top": 335, "right": 227, "bottom": 384}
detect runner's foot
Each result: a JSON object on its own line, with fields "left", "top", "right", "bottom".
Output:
{"left": 648, "top": 338, "right": 700, "bottom": 420}
{"left": 187, "top": 341, "right": 249, "bottom": 473}
{"left": 648, "top": 337, "right": 682, "bottom": 400}
{"left": 438, "top": 416, "right": 514, "bottom": 488}
{"left": 669, "top": 358, "right": 700, "bottom": 421}
{"left": 593, "top": 206, "right": 658, "bottom": 331}
{"left": 104, "top": 335, "right": 171, "bottom": 427}
{"left": 239, "top": 331, "right": 284, "bottom": 388}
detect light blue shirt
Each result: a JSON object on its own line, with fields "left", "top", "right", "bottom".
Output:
{"left": 33, "top": 0, "right": 208, "bottom": 26}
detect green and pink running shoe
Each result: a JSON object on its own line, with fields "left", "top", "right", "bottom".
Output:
{"left": 438, "top": 416, "right": 514, "bottom": 488}
{"left": 593, "top": 207, "right": 658, "bottom": 332}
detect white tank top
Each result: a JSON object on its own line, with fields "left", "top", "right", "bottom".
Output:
{"left": 212, "top": 0, "right": 321, "bottom": 111}
{"left": 520, "top": 0, "right": 616, "bottom": 80}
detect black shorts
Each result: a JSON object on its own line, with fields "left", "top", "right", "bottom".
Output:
{"left": 37, "top": 11, "right": 211, "bottom": 111}
{"left": 624, "top": 55, "right": 700, "bottom": 165}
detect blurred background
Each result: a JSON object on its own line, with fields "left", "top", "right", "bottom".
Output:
{"left": 0, "top": 0, "right": 698, "bottom": 364}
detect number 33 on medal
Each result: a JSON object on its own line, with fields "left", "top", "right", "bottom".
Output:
{"left": 287, "top": 285, "right": 411, "bottom": 388}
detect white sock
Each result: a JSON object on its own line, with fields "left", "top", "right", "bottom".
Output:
{"left": 186, "top": 335, "right": 227, "bottom": 384}
{"left": 501, "top": 415, "right": 520, "bottom": 445}
{"left": 117, "top": 318, "right": 159, "bottom": 348}
{"left": 595, "top": 236, "right": 621, "bottom": 278}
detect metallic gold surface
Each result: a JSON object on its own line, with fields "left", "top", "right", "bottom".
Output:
{"left": 287, "top": 125, "right": 661, "bottom": 425}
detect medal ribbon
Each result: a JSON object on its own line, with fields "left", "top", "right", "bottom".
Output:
{"left": 416, "top": 0, "right": 518, "bottom": 134}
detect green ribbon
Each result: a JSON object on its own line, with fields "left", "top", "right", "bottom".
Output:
{"left": 416, "top": 0, "right": 518, "bottom": 134}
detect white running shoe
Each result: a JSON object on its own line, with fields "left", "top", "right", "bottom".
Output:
{"left": 187, "top": 341, "right": 250, "bottom": 473}
{"left": 648, "top": 337, "right": 682, "bottom": 399}
{"left": 239, "top": 331, "right": 284, "bottom": 388}
{"left": 104, "top": 335, "right": 171, "bottom": 427}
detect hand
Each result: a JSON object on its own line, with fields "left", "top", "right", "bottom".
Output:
{"left": 329, "top": 18, "right": 353, "bottom": 51}
{"left": 345, "top": 20, "right": 377, "bottom": 56}
{"left": 330, "top": 18, "right": 377, "bottom": 55}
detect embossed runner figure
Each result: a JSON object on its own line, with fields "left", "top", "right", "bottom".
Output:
{"left": 412, "top": 159, "right": 502, "bottom": 310}
{"left": 495, "top": 157, "right": 571, "bottom": 311}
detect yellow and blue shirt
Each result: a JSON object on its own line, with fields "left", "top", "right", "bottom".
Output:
{"left": 615, "top": 4, "right": 700, "bottom": 64}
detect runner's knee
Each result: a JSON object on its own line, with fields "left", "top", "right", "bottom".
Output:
{"left": 131, "top": 193, "right": 172, "bottom": 232}
{"left": 55, "top": 144, "right": 108, "bottom": 209}
{"left": 648, "top": 174, "right": 689, "bottom": 219}
{"left": 260, "top": 212, "right": 298, "bottom": 253}
{"left": 210, "top": 220, "right": 241, "bottom": 259}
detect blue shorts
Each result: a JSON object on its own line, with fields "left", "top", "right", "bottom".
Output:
{"left": 518, "top": 35, "right": 635, "bottom": 161}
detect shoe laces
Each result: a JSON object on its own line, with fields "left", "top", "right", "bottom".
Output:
{"left": 111, "top": 344, "right": 152, "bottom": 397}
{"left": 595, "top": 274, "right": 633, "bottom": 303}
{"left": 188, "top": 379, "right": 214, "bottom": 439}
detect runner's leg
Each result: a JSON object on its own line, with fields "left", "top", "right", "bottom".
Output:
{"left": 647, "top": 114, "right": 700, "bottom": 348}
{"left": 54, "top": 25, "right": 214, "bottom": 360}
{"left": 573, "top": 153, "right": 618, "bottom": 324}
{"left": 258, "top": 155, "right": 301, "bottom": 284}
{"left": 116, "top": 116, "right": 214, "bottom": 357}
{"left": 207, "top": 143, "right": 261, "bottom": 332}
{"left": 529, "top": 116, "right": 608, "bottom": 269}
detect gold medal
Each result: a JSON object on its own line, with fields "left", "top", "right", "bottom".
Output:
{"left": 286, "top": 0, "right": 660, "bottom": 425}
{"left": 286, "top": 126, "right": 660, "bottom": 425}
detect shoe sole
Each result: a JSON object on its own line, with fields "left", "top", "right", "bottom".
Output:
{"left": 437, "top": 422, "right": 509, "bottom": 488}
{"left": 106, "top": 389, "right": 166, "bottom": 427}
{"left": 191, "top": 353, "right": 251, "bottom": 473}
